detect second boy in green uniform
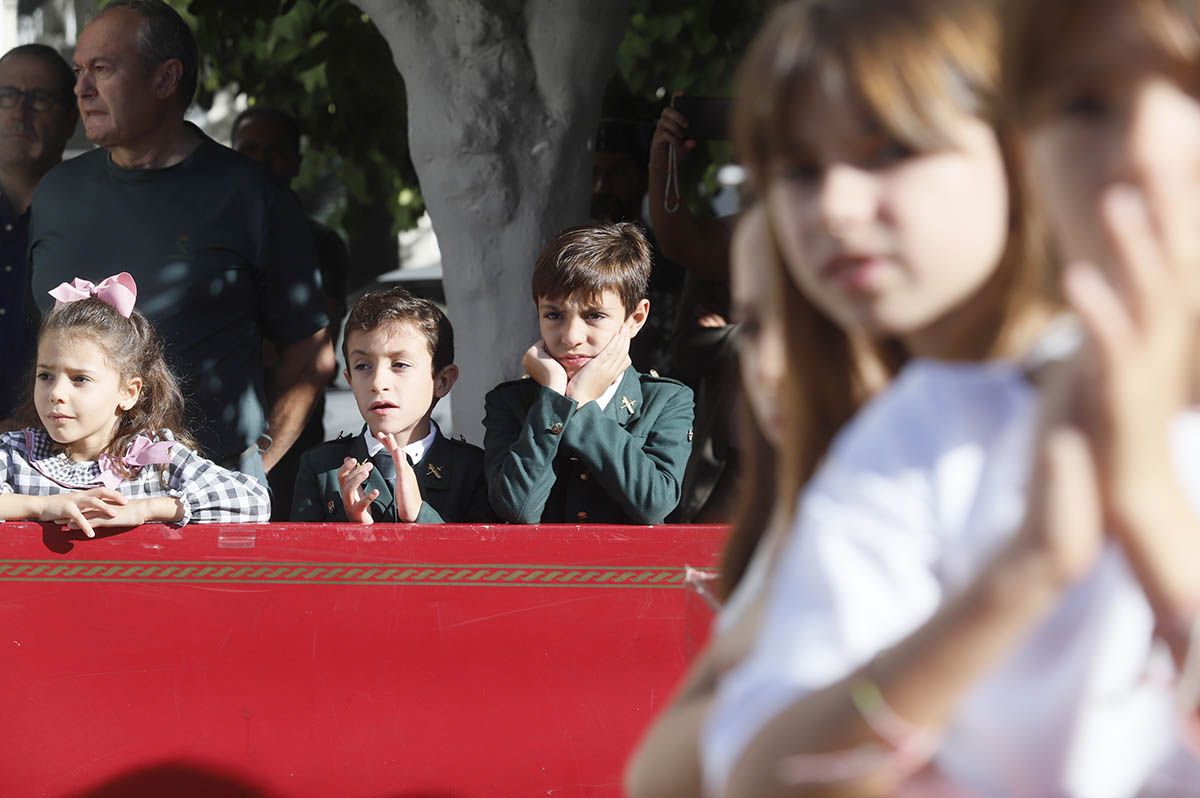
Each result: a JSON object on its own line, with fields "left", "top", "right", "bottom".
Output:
{"left": 292, "top": 288, "right": 490, "bottom": 523}
{"left": 483, "top": 222, "right": 694, "bottom": 524}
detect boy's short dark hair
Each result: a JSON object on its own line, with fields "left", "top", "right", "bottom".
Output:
{"left": 531, "top": 222, "right": 652, "bottom": 315}
{"left": 343, "top": 287, "right": 454, "bottom": 372}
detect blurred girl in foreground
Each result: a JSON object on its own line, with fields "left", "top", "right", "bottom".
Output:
{"left": 703, "top": 0, "right": 1200, "bottom": 796}
{"left": 625, "top": 0, "right": 1058, "bottom": 793}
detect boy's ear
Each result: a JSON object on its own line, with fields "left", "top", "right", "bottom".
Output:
{"left": 119, "top": 377, "right": 143, "bottom": 412}
{"left": 343, "top": 366, "right": 352, "bottom": 386}
{"left": 433, "top": 364, "right": 459, "bottom": 399}
{"left": 626, "top": 298, "right": 651, "bottom": 338}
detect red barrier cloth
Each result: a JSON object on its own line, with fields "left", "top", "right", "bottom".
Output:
{"left": 0, "top": 522, "right": 726, "bottom": 797}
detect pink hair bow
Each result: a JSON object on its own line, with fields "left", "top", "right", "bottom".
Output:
{"left": 97, "top": 434, "right": 175, "bottom": 489}
{"left": 48, "top": 272, "right": 138, "bottom": 318}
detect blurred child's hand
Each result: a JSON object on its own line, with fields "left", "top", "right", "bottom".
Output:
{"left": 1015, "top": 355, "right": 1105, "bottom": 589}
{"left": 1063, "top": 186, "right": 1200, "bottom": 649}
{"left": 38, "top": 488, "right": 127, "bottom": 539}
{"left": 378, "top": 432, "right": 424, "bottom": 523}
{"left": 523, "top": 339, "right": 569, "bottom": 395}
{"left": 566, "top": 322, "right": 633, "bottom": 406}
{"left": 1064, "top": 187, "right": 1192, "bottom": 529}
{"left": 338, "top": 457, "right": 379, "bottom": 524}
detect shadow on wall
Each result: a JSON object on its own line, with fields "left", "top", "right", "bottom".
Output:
{"left": 77, "top": 760, "right": 458, "bottom": 798}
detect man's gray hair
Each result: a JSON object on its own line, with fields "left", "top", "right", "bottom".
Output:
{"left": 99, "top": 0, "right": 198, "bottom": 109}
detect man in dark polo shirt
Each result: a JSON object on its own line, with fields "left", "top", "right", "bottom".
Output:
{"left": 0, "top": 44, "right": 76, "bottom": 421}
{"left": 27, "top": 0, "right": 336, "bottom": 482}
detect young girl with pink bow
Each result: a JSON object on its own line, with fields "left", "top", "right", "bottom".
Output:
{"left": 0, "top": 273, "right": 270, "bottom": 536}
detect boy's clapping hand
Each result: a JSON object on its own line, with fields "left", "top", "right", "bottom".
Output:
{"left": 377, "top": 431, "right": 424, "bottom": 523}
{"left": 567, "top": 323, "right": 633, "bottom": 406}
{"left": 338, "top": 457, "right": 379, "bottom": 524}
{"left": 523, "top": 339, "right": 569, "bottom": 394}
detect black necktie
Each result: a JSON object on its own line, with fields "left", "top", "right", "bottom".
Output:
{"left": 371, "top": 450, "right": 416, "bottom": 485}
{"left": 371, "top": 450, "right": 396, "bottom": 485}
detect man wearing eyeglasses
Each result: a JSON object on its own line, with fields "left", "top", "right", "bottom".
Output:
{"left": 0, "top": 44, "right": 76, "bottom": 422}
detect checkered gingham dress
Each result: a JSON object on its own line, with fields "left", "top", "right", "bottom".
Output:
{"left": 0, "top": 428, "right": 270, "bottom": 524}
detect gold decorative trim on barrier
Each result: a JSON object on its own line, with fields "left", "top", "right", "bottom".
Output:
{"left": 0, "top": 560, "right": 718, "bottom": 588}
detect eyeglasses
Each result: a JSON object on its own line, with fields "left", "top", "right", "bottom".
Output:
{"left": 0, "top": 87, "right": 65, "bottom": 112}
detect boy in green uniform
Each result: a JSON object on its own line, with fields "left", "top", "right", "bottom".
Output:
{"left": 483, "top": 222, "right": 694, "bottom": 524}
{"left": 292, "top": 288, "right": 490, "bottom": 523}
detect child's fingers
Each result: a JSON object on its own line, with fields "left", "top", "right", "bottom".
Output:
{"left": 337, "top": 459, "right": 369, "bottom": 493}
{"left": 96, "top": 487, "right": 127, "bottom": 505}
{"left": 377, "top": 431, "right": 401, "bottom": 457}
{"left": 344, "top": 466, "right": 371, "bottom": 495}
{"left": 352, "top": 489, "right": 380, "bottom": 513}
{"left": 66, "top": 505, "right": 96, "bottom": 539}
{"left": 79, "top": 496, "right": 121, "bottom": 518}
{"left": 1099, "top": 186, "right": 1168, "bottom": 327}
{"left": 1064, "top": 261, "right": 1133, "bottom": 367}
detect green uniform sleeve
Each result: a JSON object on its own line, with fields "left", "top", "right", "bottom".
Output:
{"left": 483, "top": 383, "right": 577, "bottom": 523}
{"left": 559, "top": 384, "right": 694, "bottom": 524}
{"left": 414, "top": 501, "right": 445, "bottom": 524}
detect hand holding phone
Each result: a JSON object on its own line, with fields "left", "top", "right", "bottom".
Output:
{"left": 671, "top": 94, "right": 732, "bottom": 140}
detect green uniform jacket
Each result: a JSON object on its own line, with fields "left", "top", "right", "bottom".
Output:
{"left": 291, "top": 430, "right": 492, "bottom": 523}
{"left": 483, "top": 369, "right": 694, "bottom": 524}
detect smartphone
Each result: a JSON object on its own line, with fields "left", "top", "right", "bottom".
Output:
{"left": 671, "top": 95, "right": 733, "bottom": 141}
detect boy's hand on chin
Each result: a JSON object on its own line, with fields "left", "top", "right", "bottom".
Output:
{"left": 566, "top": 324, "right": 632, "bottom": 406}
{"left": 523, "top": 339, "right": 568, "bottom": 395}
{"left": 337, "top": 457, "right": 378, "bottom": 524}
{"left": 378, "top": 432, "right": 424, "bottom": 523}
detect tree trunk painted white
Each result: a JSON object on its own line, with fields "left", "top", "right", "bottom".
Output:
{"left": 352, "top": 0, "right": 630, "bottom": 443}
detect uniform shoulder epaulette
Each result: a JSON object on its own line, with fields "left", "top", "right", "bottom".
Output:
{"left": 448, "top": 435, "right": 484, "bottom": 452}
{"left": 311, "top": 434, "right": 353, "bottom": 450}
{"left": 489, "top": 375, "right": 537, "bottom": 393}
{"left": 639, "top": 370, "right": 687, "bottom": 387}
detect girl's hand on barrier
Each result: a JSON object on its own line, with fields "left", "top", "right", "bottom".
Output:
{"left": 338, "top": 457, "right": 378, "bottom": 524}
{"left": 39, "top": 488, "right": 128, "bottom": 539}
{"left": 68, "top": 497, "right": 185, "bottom": 530}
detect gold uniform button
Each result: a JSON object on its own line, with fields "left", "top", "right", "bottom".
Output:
{"left": 579, "top": 472, "right": 589, "bottom": 481}
{"left": 548, "top": 422, "right": 564, "bottom": 434}
{"left": 576, "top": 511, "right": 588, "bottom": 521}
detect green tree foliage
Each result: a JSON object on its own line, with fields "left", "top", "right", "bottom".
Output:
{"left": 167, "top": 0, "right": 424, "bottom": 247}
{"left": 171, "top": 0, "right": 767, "bottom": 244}
{"left": 607, "top": 0, "right": 774, "bottom": 203}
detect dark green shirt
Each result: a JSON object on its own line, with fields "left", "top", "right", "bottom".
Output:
{"left": 27, "top": 127, "right": 328, "bottom": 461}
